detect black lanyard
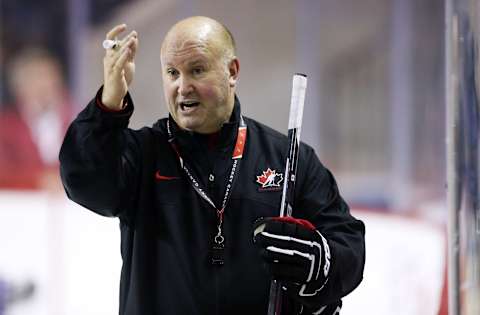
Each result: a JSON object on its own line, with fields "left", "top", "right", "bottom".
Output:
{"left": 166, "top": 116, "right": 247, "bottom": 264}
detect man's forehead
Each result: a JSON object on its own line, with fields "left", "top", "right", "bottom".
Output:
{"left": 164, "top": 37, "right": 209, "bottom": 54}
{"left": 161, "top": 35, "right": 221, "bottom": 66}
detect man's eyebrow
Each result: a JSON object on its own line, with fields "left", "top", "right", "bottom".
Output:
{"left": 163, "top": 58, "right": 209, "bottom": 69}
{"left": 187, "top": 58, "right": 208, "bottom": 66}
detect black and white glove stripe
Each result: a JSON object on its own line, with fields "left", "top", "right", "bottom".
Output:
{"left": 253, "top": 216, "right": 331, "bottom": 297}
{"left": 298, "top": 300, "right": 342, "bottom": 315}
{"left": 312, "top": 304, "right": 341, "bottom": 315}
{"left": 262, "top": 231, "right": 323, "bottom": 282}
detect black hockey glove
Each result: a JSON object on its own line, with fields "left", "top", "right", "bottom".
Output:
{"left": 253, "top": 216, "right": 331, "bottom": 298}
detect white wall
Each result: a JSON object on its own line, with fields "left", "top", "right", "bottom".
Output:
{"left": 0, "top": 192, "right": 121, "bottom": 315}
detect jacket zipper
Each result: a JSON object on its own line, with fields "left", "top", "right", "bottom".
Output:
{"left": 215, "top": 268, "right": 220, "bottom": 315}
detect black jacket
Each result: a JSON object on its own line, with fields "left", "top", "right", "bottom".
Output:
{"left": 59, "top": 89, "right": 365, "bottom": 315}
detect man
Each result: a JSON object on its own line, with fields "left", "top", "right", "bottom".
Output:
{"left": 0, "top": 48, "right": 72, "bottom": 190}
{"left": 60, "top": 16, "right": 365, "bottom": 315}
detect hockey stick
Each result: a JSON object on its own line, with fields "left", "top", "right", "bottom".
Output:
{"left": 267, "top": 73, "right": 308, "bottom": 315}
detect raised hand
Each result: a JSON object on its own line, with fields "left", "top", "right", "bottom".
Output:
{"left": 101, "top": 24, "right": 138, "bottom": 110}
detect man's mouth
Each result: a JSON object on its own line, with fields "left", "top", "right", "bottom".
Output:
{"left": 179, "top": 100, "right": 200, "bottom": 111}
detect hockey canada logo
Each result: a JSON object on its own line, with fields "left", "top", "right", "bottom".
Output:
{"left": 256, "top": 168, "right": 283, "bottom": 190}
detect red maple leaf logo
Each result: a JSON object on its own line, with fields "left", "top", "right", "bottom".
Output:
{"left": 256, "top": 168, "right": 283, "bottom": 188}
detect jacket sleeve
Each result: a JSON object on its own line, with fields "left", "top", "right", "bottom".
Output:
{"left": 59, "top": 87, "right": 142, "bottom": 220}
{"left": 292, "top": 144, "right": 365, "bottom": 311}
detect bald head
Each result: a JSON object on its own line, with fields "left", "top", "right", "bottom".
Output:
{"left": 161, "top": 16, "right": 236, "bottom": 64}
{"left": 160, "top": 16, "right": 240, "bottom": 134}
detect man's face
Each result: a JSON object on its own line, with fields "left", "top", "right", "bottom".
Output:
{"left": 14, "top": 59, "right": 64, "bottom": 112}
{"left": 161, "top": 35, "right": 237, "bottom": 134}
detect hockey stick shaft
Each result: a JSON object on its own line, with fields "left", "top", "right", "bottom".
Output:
{"left": 267, "top": 73, "right": 308, "bottom": 315}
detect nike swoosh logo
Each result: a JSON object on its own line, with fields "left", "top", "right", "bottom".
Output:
{"left": 155, "top": 171, "right": 180, "bottom": 181}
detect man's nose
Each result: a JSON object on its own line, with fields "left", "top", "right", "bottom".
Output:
{"left": 178, "top": 76, "right": 194, "bottom": 96}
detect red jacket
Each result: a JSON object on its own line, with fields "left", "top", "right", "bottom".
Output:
{"left": 0, "top": 103, "right": 72, "bottom": 189}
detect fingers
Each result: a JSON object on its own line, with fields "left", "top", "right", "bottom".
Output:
{"left": 102, "top": 24, "right": 137, "bottom": 109}
{"left": 129, "top": 35, "right": 139, "bottom": 61}
{"left": 105, "top": 29, "right": 137, "bottom": 57}
{"left": 118, "top": 30, "right": 138, "bottom": 48}
{"left": 106, "top": 24, "right": 127, "bottom": 40}
{"left": 255, "top": 229, "right": 318, "bottom": 254}
{"left": 118, "top": 31, "right": 138, "bottom": 62}
{"left": 105, "top": 35, "right": 137, "bottom": 71}
{"left": 261, "top": 245, "right": 318, "bottom": 284}
{"left": 104, "top": 24, "right": 137, "bottom": 56}
{"left": 112, "top": 42, "right": 133, "bottom": 74}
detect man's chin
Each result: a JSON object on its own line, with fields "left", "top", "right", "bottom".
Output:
{"left": 176, "top": 118, "right": 202, "bottom": 133}
{"left": 174, "top": 116, "right": 220, "bottom": 134}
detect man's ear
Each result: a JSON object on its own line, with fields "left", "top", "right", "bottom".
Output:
{"left": 228, "top": 57, "right": 240, "bottom": 87}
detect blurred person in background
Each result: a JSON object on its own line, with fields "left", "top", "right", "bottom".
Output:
{"left": 0, "top": 48, "right": 73, "bottom": 190}
{"left": 0, "top": 278, "right": 5, "bottom": 315}
{"left": 0, "top": 276, "right": 35, "bottom": 315}
{"left": 59, "top": 16, "right": 365, "bottom": 315}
